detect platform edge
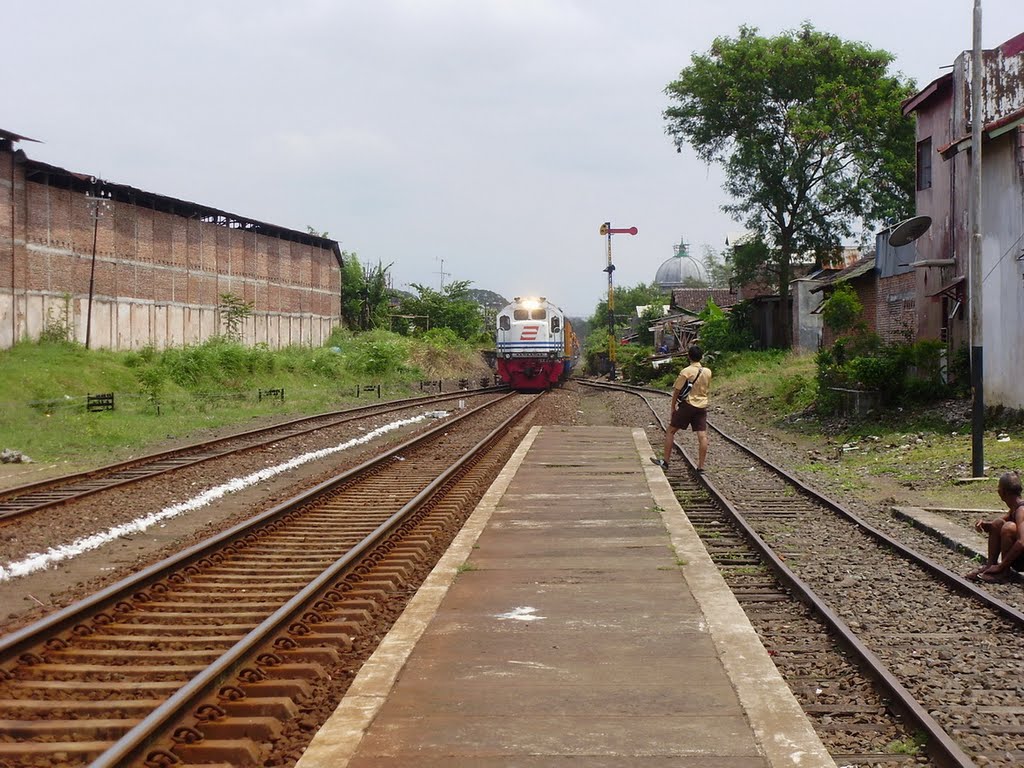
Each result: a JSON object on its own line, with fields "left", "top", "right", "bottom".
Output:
{"left": 632, "top": 428, "right": 838, "bottom": 768}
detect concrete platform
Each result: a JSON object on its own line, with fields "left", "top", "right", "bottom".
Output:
{"left": 892, "top": 505, "right": 997, "bottom": 560}
{"left": 295, "top": 426, "right": 836, "bottom": 767}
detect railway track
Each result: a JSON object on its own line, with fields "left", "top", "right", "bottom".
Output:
{"left": 0, "top": 388, "right": 505, "bottom": 523}
{"left": 582, "top": 380, "right": 1024, "bottom": 768}
{"left": 0, "top": 391, "right": 538, "bottom": 767}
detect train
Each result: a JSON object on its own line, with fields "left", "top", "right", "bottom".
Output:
{"left": 495, "top": 296, "right": 579, "bottom": 391}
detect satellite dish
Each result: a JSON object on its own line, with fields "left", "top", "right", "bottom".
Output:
{"left": 888, "top": 215, "right": 932, "bottom": 247}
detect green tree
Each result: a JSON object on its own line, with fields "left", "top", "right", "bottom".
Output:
{"left": 219, "top": 293, "right": 254, "bottom": 341}
{"left": 698, "top": 298, "right": 755, "bottom": 354}
{"left": 397, "top": 280, "right": 483, "bottom": 340}
{"left": 664, "top": 24, "right": 915, "bottom": 346}
{"left": 340, "top": 252, "right": 393, "bottom": 331}
{"left": 340, "top": 252, "right": 365, "bottom": 329}
{"left": 637, "top": 305, "right": 665, "bottom": 346}
{"left": 700, "top": 245, "right": 733, "bottom": 288}
{"left": 589, "top": 282, "right": 667, "bottom": 333}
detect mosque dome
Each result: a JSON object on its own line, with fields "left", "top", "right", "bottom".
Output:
{"left": 655, "top": 240, "right": 705, "bottom": 290}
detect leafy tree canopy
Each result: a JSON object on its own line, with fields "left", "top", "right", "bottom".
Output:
{"left": 589, "top": 282, "right": 668, "bottom": 331}
{"left": 396, "top": 280, "right": 484, "bottom": 341}
{"left": 664, "top": 24, "right": 915, "bottom": 344}
{"left": 340, "top": 252, "right": 393, "bottom": 332}
{"left": 466, "top": 288, "right": 509, "bottom": 312}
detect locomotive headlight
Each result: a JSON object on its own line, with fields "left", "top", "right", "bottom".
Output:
{"left": 521, "top": 298, "right": 540, "bottom": 310}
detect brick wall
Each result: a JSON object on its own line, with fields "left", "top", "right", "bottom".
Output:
{"left": 876, "top": 271, "right": 916, "bottom": 344}
{"left": 1, "top": 146, "right": 342, "bottom": 349}
{"left": 820, "top": 275, "right": 879, "bottom": 348}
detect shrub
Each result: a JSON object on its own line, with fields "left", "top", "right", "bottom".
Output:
{"left": 814, "top": 336, "right": 955, "bottom": 415}
{"left": 948, "top": 344, "right": 970, "bottom": 395}
{"left": 621, "top": 346, "right": 658, "bottom": 383}
{"left": 699, "top": 299, "right": 754, "bottom": 354}
{"left": 651, "top": 357, "right": 688, "bottom": 389}
{"left": 304, "top": 349, "right": 345, "bottom": 377}
{"left": 246, "top": 343, "right": 276, "bottom": 375}
{"left": 347, "top": 332, "right": 410, "bottom": 376}
{"left": 421, "top": 327, "right": 463, "bottom": 350}
{"left": 822, "top": 283, "right": 862, "bottom": 336}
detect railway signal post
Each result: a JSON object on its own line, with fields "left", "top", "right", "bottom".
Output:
{"left": 599, "top": 222, "right": 637, "bottom": 381}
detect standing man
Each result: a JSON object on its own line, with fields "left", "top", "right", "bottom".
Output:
{"left": 965, "top": 471, "right": 1024, "bottom": 584}
{"left": 651, "top": 344, "right": 711, "bottom": 472}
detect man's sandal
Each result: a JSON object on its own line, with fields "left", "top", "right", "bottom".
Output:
{"left": 978, "top": 571, "right": 1011, "bottom": 584}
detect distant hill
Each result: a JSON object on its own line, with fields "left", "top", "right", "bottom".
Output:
{"left": 467, "top": 288, "right": 509, "bottom": 311}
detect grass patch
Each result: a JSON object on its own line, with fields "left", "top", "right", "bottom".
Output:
{"left": 0, "top": 331, "right": 490, "bottom": 467}
{"left": 704, "top": 349, "right": 1021, "bottom": 510}
{"left": 711, "top": 350, "right": 818, "bottom": 415}
{"left": 885, "top": 733, "right": 926, "bottom": 755}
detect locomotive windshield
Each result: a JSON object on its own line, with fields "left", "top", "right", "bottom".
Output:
{"left": 512, "top": 307, "right": 547, "bottom": 321}
{"left": 513, "top": 309, "right": 528, "bottom": 320}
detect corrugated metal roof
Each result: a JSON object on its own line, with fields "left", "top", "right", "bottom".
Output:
{"left": 671, "top": 288, "right": 736, "bottom": 312}
{"left": 809, "top": 257, "right": 876, "bottom": 293}
{"left": 0, "top": 128, "right": 42, "bottom": 144}
{"left": 17, "top": 153, "right": 342, "bottom": 265}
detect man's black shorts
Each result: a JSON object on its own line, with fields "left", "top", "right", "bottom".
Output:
{"left": 671, "top": 401, "right": 707, "bottom": 431}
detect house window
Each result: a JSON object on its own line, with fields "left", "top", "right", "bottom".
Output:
{"left": 916, "top": 138, "right": 932, "bottom": 190}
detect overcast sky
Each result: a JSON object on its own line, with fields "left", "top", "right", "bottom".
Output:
{"left": 5, "top": 1, "right": 1020, "bottom": 317}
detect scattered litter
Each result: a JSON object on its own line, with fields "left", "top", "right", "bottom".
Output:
{"left": 424, "top": 410, "right": 450, "bottom": 419}
{"left": 507, "top": 660, "right": 555, "bottom": 669}
{"left": 496, "top": 606, "right": 545, "bottom": 622}
{"left": 998, "top": 435, "right": 1011, "bottom": 443}
{"left": 1, "top": 448, "right": 33, "bottom": 464}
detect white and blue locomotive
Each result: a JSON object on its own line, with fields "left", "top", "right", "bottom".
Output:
{"left": 495, "top": 296, "right": 577, "bottom": 391}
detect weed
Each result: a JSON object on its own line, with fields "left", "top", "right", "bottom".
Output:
{"left": 885, "top": 733, "right": 926, "bottom": 755}
{"left": 39, "top": 295, "right": 75, "bottom": 345}
{"left": 456, "top": 563, "right": 477, "bottom": 574}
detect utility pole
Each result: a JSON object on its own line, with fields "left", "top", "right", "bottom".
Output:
{"left": 969, "top": 0, "right": 985, "bottom": 477}
{"left": 85, "top": 180, "right": 110, "bottom": 350}
{"left": 599, "top": 222, "right": 637, "bottom": 381}
{"left": 436, "top": 258, "right": 450, "bottom": 290}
